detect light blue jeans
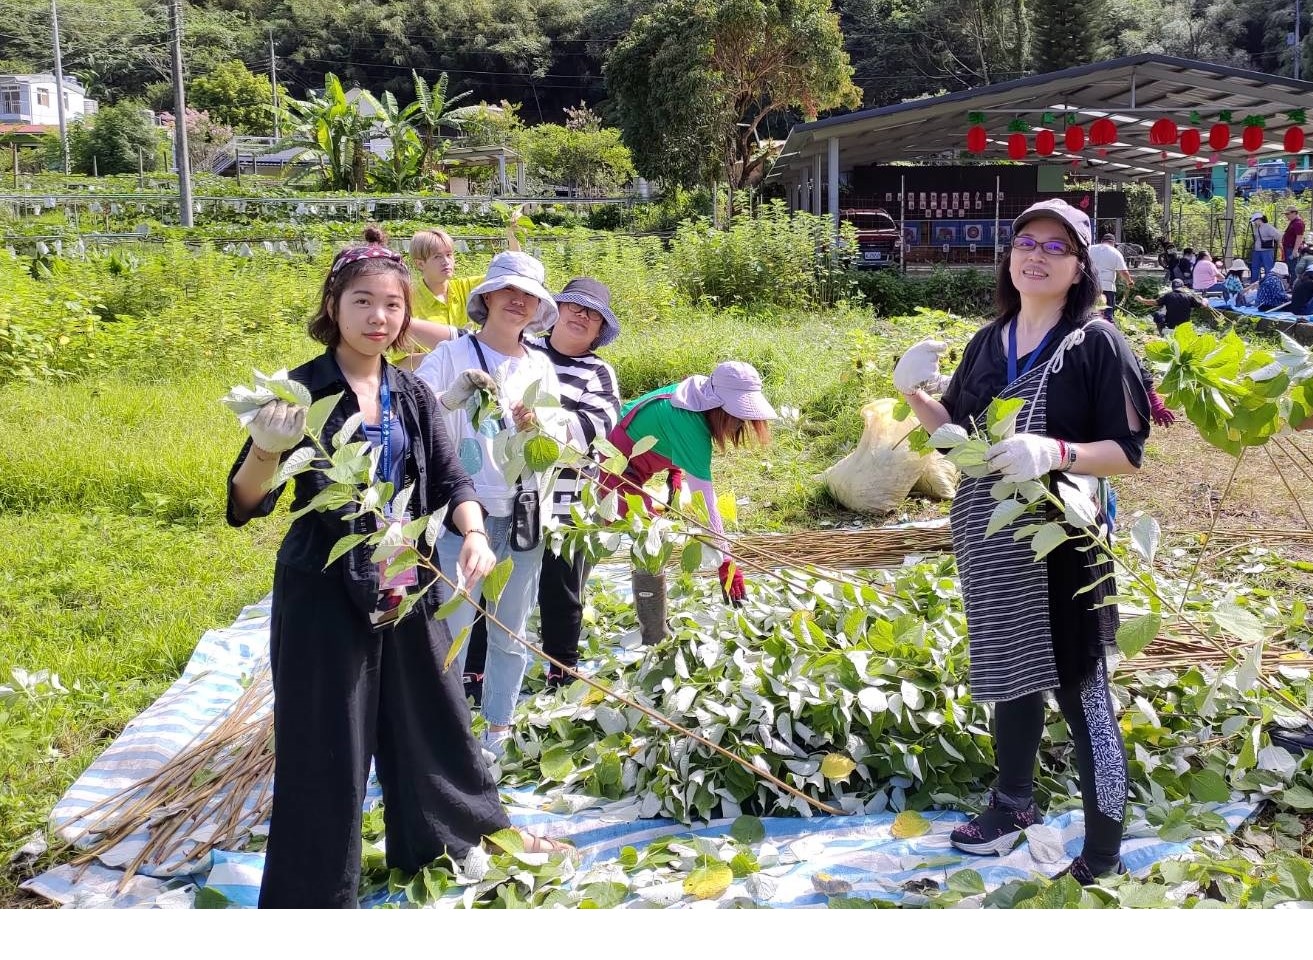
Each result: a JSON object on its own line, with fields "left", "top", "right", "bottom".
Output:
{"left": 1252, "top": 247, "right": 1275, "bottom": 282}
{"left": 435, "top": 513, "right": 544, "bottom": 727}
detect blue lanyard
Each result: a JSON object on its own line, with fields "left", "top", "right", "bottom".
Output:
{"left": 377, "top": 370, "right": 393, "bottom": 490}
{"left": 1007, "top": 319, "right": 1057, "bottom": 384}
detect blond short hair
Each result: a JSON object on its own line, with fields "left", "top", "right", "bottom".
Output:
{"left": 410, "top": 229, "right": 456, "bottom": 262}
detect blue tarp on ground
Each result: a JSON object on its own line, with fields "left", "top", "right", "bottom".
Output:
{"left": 24, "top": 592, "right": 1258, "bottom": 908}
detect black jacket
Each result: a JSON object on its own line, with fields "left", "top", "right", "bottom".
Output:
{"left": 226, "top": 349, "right": 480, "bottom": 617}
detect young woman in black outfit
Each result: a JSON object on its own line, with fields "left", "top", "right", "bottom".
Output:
{"left": 226, "top": 227, "right": 567, "bottom": 908}
{"left": 895, "top": 200, "right": 1151, "bottom": 884}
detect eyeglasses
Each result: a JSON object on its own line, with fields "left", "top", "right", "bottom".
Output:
{"left": 566, "top": 302, "right": 604, "bottom": 323}
{"left": 1011, "top": 235, "right": 1077, "bottom": 257}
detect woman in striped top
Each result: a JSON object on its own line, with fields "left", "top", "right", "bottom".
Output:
{"left": 896, "top": 199, "right": 1150, "bottom": 886}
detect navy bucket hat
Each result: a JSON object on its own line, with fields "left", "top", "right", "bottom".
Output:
{"left": 553, "top": 277, "right": 620, "bottom": 348}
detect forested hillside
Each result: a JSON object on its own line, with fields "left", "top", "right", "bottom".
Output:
{"left": 0, "top": 0, "right": 1306, "bottom": 125}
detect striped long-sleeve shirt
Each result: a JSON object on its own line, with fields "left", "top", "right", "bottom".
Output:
{"left": 532, "top": 342, "right": 621, "bottom": 518}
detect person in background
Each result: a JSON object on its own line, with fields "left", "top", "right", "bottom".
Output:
{"left": 1251, "top": 213, "right": 1281, "bottom": 281}
{"left": 1254, "top": 260, "right": 1292, "bottom": 312}
{"left": 415, "top": 251, "right": 565, "bottom": 758}
{"left": 1191, "top": 248, "right": 1221, "bottom": 293}
{"left": 1156, "top": 238, "right": 1178, "bottom": 284}
{"left": 1136, "top": 279, "right": 1202, "bottom": 333}
{"left": 1088, "top": 233, "right": 1133, "bottom": 321}
{"left": 1172, "top": 248, "right": 1195, "bottom": 287}
{"left": 225, "top": 227, "right": 565, "bottom": 908}
{"left": 1283, "top": 205, "right": 1306, "bottom": 264}
{"left": 897, "top": 198, "right": 1148, "bottom": 886}
{"left": 1295, "top": 243, "right": 1313, "bottom": 278}
{"left": 1289, "top": 263, "right": 1313, "bottom": 315}
{"left": 1221, "top": 259, "right": 1247, "bottom": 304}
{"left": 404, "top": 210, "right": 524, "bottom": 352}
{"left": 598, "top": 362, "right": 776, "bottom": 647}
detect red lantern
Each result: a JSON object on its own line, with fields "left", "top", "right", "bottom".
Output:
{"left": 1242, "top": 125, "right": 1264, "bottom": 152}
{"left": 1179, "top": 128, "right": 1201, "bottom": 155}
{"left": 1209, "top": 123, "right": 1231, "bottom": 150}
{"left": 1035, "top": 129, "right": 1056, "bottom": 156}
{"left": 966, "top": 125, "right": 988, "bottom": 153}
{"left": 1285, "top": 127, "right": 1306, "bottom": 153}
{"left": 1065, "top": 125, "right": 1085, "bottom": 151}
{"left": 1149, "top": 118, "right": 1178, "bottom": 146}
{"left": 1089, "top": 118, "right": 1117, "bottom": 146}
{"left": 1007, "top": 133, "right": 1028, "bottom": 160}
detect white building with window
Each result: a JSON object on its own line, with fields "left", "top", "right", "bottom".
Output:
{"left": 0, "top": 74, "right": 96, "bottom": 125}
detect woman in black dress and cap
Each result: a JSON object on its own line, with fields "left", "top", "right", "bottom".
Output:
{"left": 894, "top": 199, "right": 1151, "bottom": 884}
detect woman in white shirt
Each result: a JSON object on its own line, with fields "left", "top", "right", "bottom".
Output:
{"left": 416, "top": 251, "right": 565, "bottom": 755}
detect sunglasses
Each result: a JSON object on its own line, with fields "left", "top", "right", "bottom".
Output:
{"left": 1011, "top": 235, "right": 1078, "bottom": 257}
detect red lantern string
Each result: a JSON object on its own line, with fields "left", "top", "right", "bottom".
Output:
{"left": 1089, "top": 118, "right": 1117, "bottom": 146}
{"left": 1007, "top": 133, "right": 1027, "bottom": 160}
{"left": 1149, "top": 118, "right": 1178, "bottom": 146}
{"left": 1285, "top": 127, "right": 1306, "bottom": 154}
{"left": 1242, "top": 126, "right": 1264, "bottom": 152}
{"left": 966, "top": 125, "right": 988, "bottom": 153}
{"left": 1209, "top": 123, "right": 1231, "bottom": 151}
{"left": 1065, "top": 125, "right": 1085, "bottom": 152}
{"left": 1034, "top": 129, "right": 1056, "bottom": 156}
{"left": 1179, "top": 128, "right": 1201, "bottom": 156}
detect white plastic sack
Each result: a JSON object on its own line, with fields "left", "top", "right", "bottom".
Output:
{"left": 822, "top": 398, "right": 958, "bottom": 514}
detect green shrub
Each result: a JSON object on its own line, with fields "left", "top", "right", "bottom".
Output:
{"left": 69, "top": 101, "right": 163, "bottom": 176}
{"left": 853, "top": 267, "right": 997, "bottom": 317}
{"left": 669, "top": 201, "right": 857, "bottom": 309}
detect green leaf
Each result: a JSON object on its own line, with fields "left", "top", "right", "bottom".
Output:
{"left": 524, "top": 434, "right": 561, "bottom": 472}
{"left": 820, "top": 753, "right": 857, "bottom": 780}
{"left": 1116, "top": 613, "right": 1161, "bottom": 659}
{"left": 929, "top": 423, "right": 970, "bottom": 449}
{"left": 540, "top": 745, "right": 576, "bottom": 781}
{"left": 630, "top": 434, "right": 659, "bottom": 457}
{"left": 332, "top": 411, "right": 364, "bottom": 449}
{"left": 486, "top": 827, "right": 525, "bottom": 855}
{"left": 273, "top": 446, "right": 317, "bottom": 486}
{"left": 1187, "top": 768, "right": 1231, "bottom": 803}
{"left": 193, "top": 886, "right": 232, "bottom": 909}
{"left": 947, "top": 869, "right": 986, "bottom": 895}
{"left": 442, "top": 624, "right": 470, "bottom": 672}
{"left": 1213, "top": 605, "right": 1265, "bottom": 644}
{"left": 729, "top": 815, "right": 766, "bottom": 844}
{"left": 1029, "top": 522, "right": 1069, "bottom": 560}
{"left": 433, "top": 588, "right": 468, "bottom": 622}
{"left": 305, "top": 391, "right": 343, "bottom": 439}
{"left": 1129, "top": 515, "right": 1160, "bottom": 566}
{"left": 683, "top": 862, "right": 733, "bottom": 900}
{"left": 482, "top": 557, "right": 514, "bottom": 605}
{"left": 1280, "top": 784, "right": 1313, "bottom": 811}
{"left": 985, "top": 397, "right": 1025, "bottom": 441}
{"left": 681, "top": 538, "right": 704, "bottom": 574}
{"left": 581, "top": 881, "right": 629, "bottom": 909}
{"left": 984, "top": 498, "right": 1028, "bottom": 538}
{"left": 324, "top": 532, "right": 369, "bottom": 569}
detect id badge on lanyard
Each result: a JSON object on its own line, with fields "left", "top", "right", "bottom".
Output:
{"left": 376, "top": 373, "right": 418, "bottom": 591}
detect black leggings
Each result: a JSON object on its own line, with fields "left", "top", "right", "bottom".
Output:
{"left": 992, "top": 657, "right": 1127, "bottom": 872}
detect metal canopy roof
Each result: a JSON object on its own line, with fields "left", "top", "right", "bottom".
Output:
{"left": 768, "top": 55, "right": 1313, "bottom": 185}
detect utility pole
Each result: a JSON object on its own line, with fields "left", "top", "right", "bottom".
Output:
{"left": 1298, "top": 0, "right": 1304, "bottom": 81}
{"left": 269, "top": 29, "right": 280, "bottom": 140}
{"left": 169, "top": 0, "right": 194, "bottom": 227}
{"left": 50, "top": 0, "right": 69, "bottom": 174}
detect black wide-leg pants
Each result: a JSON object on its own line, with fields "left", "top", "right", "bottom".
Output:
{"left": 258, "top": 562, "right": 510, "bottom": 909}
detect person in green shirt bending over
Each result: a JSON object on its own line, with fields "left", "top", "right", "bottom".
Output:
{"left": 404, "top": 208, "right": 524, "bottom": 355}
{"left": 597, "top": 361, "right": 777, "bottom": 645}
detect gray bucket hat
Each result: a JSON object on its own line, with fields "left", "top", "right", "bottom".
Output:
{"left": 466, "top": 251, "right": 558, "bottom": 334}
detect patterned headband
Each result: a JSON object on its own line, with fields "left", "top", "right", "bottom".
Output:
{"left": 330, "top": 244, "right": 405, "bottom": 275}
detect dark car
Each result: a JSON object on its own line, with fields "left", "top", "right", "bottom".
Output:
{"left": 842, "top": 208, "right": 901, "bottom": 269}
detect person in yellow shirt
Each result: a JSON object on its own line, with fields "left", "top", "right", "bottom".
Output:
{"left": 406, "top": 210, "right": 523, "bottom": 353}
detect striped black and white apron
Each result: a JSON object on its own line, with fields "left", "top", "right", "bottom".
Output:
{"left": 949, "top": 339, "right": 1064, "bottom": 703}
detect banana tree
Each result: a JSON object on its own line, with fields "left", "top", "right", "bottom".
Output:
{"left": 278, "top": 73, "right": 374, "bottom": 191}
{"left": 409, "top": 70, "right": 473, "bottom": 172}
{"left": 367, "top": 90, "right": 429, "bottom": 192}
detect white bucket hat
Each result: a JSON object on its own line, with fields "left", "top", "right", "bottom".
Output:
{"left": 466, "top": 251, "right": 558, "bottom": 334}
{"left": 1273, "top": 261, "right": 1290, "bottom": 277}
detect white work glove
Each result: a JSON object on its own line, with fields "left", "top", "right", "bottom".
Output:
{"left": 440, "top": 369, "right": 498, "bottom": 410}
{"left": 985, "top": 433, "right": 1063, "bottom": 482}
{"left": 246, "top": 400, "right": 306, "bottom": 453}
{"left": 894, "top": 339, "right": 950, "bottom": 395}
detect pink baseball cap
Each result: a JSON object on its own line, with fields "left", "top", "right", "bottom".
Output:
{"left": 1012, "top": 199, "right": 1092, "bottom": 248}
